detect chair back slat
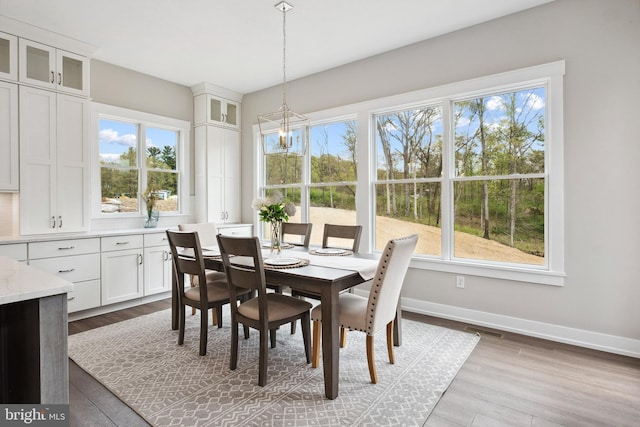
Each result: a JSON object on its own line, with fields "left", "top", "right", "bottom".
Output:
{"left": 216, "top": 235, "right": 268, "bottom": 304}
{"left": 282, "top": 222, "right": 312, "bottom": 247}
{"left": 166, "top": 230, "right": 208, "bottom": 299}
{"left": 322, "top": 224, "right": 362, "bottom": 252}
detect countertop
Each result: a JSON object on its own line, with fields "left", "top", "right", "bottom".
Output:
{"left": 0, "top": 256, "right": 74, "bottom": 305}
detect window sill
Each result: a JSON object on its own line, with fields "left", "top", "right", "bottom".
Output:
{"left": 409, "top": 256, "right": 565, "bottom": 286}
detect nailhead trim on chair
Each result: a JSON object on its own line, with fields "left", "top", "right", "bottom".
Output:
{"left": 365, "top": 241, "right": 394, "bottom": 335}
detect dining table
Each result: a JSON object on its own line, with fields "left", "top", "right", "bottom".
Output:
{"left": 170, "top": 244, "right": 402, "bottom": 400}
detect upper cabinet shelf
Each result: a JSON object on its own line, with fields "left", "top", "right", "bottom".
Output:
{"left": 18, "top": 39, "right": 89, "bottom": 96}
{"left": 192, "top": 82, "right": 243, "bottom": 130}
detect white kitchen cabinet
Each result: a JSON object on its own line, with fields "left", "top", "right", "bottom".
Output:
{"left": 18, "top": 38, "right": 89, "bottom": 96}
{"left": 194, "top": 93, "right": 240, "bottom": 129}
{"left": 0, "top": 32, "right": 18, "bottom": 81}
{"left": 0, "top": 243, "right": 27, "bottom": 261}
{"left": 101, "top": 235, "right": 144, "bottom": 305}
{"left": 0, "top": 81, "right": 18, "bottom": 190}
{"left": 194, "top": 125, "right": 241, "bottom": 224}
{"left": 143, "top": 232, "right": 172, "bottom": 296}
{"left": 28, "top": 238, "right": 101, "bottom": 313}
{"left": 19, "top": 86, "right": 89, "bottom": 235}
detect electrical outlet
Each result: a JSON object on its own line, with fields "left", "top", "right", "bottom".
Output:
{"left": 456, "top": 276, "right": 465, "bottom": 289}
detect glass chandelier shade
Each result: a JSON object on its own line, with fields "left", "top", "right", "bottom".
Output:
{"left": 258, "top": 1, "right": 309, "bottom": 154}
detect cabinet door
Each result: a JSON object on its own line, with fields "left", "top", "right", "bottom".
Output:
{"left": 56, "top": 94, "right": 89, "bottom": 232}
{"left": 208, "top": 95, "right": 240, "bottom": 129}
{"left": 56, "top": 49, "right": 89, "bottom": 96}
{"left": 0, "top": 81, "right": 18, "bottom": 190}
{"left": 0, "top": 32, "right": 18, "bottom": 81}
{"left": 18, "top": 39, "right": 56, "bottom": 90}
{"left": 101, "top": 248, "right": 144, "bottom": 305}
{"left": 19, "top": 86, "right": 57, "bottom": 235}
{"left": 223, "top": 129, "right": 241, "bottom": 223}
{"left": 143, "top": 245, "right": 172, "bottom": 296}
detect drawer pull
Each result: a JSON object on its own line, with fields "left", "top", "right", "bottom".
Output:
{"left": 58, "top": 246, "right": 75, "bottom": 250}
{"left": 115, "top": 241, "right": 130, "bottom": 245}
{"left": 67, "top": 296, "right": 75, "bottom": 301}
{"left": 58, "top": 268, "right": 75, "bottom": 273}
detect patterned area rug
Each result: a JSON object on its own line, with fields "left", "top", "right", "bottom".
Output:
{"left": 68, "top": 309, "right": 479, "bottom": 426}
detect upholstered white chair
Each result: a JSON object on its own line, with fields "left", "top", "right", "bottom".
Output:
{"left": 311, "top": 234, "right": 418, "bottom": 384}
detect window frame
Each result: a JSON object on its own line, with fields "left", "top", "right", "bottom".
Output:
{"left": 254, "top": 61, "right": 565, "bottom": 286}
{"left": 91, "top": 102, "right": 190, "bottom": 219}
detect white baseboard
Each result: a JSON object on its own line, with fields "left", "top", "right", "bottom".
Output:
{"left": 399, "top": 296, "right": 640, "bottom": 359}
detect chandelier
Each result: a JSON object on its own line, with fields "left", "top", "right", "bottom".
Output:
{"left": 258, "top": 1, "right": 309, "bottom": 154}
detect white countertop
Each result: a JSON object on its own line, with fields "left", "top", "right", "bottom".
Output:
{"left": 0, "top": 256, "right": 74, "bottom": 305}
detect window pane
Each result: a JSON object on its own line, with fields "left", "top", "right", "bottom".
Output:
{"left": 99, "top": 119, "right": 137, "bottom": 167}
{"left": 454, "top": 87, "right": 545, "bottom": 177}
{"left": 100, "top": 169, "right": 138, "bottom": 213}
{"left": 376, "top": 106, "right": 443, "bottom": 180}
{"left": 374, "top": 182, "right": 441, "bottom": 254}
{"left": 146, "top": 127, "right": 177, "bottom": 170}
{"left": 308, "top": 185, "right": 357, "bottom": 247}
{"left": 265, "top": 153, "right": 303, "bottom": 185}
{"left": 148, "top": 171, "right": 178, "bottom": 213}
{"left": 263, "top": 128, "right": 304, "bottom": 155}
{"left": 310, "top": 121, "right": 357, "bottom": 183}
{"left": 453, "top": 178, "right": 544, "bottom": 265}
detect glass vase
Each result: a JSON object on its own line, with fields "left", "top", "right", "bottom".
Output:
{"left": 144, "top": 209, "right": 159, "bottom": 228}
{"left": 270, "top": 220, "right": 282, "bottom": 255}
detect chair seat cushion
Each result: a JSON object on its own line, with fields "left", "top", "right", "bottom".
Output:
{"left": 191, "top": 270, "right": 226, "bottom": 286}
{"left": 185, "top": 280, "right": 230, "bottom": 303}
{"left": 238, "top": 294, "right": 312, "bottom": 323}
{"left": 311, "top": 293, "right": 368, "bottom": 333}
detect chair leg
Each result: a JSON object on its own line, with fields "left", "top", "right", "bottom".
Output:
{"left": 192, "top": 307, "right": 196, "bottom": 316}
{"left": 199, "top": 305, "right": 208, "bottom": 356}
{"left": 259, "top": 329, "right": 269, "bottom": 386}
{"left": 386, "top": 321, "right": 395, "bottom": 364}
{"left": 211, "top": 308, "right": 217, "bottom": 325}
{"left": 340, "top": 327, "right": 347, "bottom": 348}
{"left": 178, "top": 305, "right": 186, "bottom": 346}
{"left": 311, "top": 320, "right": 321, "bottom": 368}
{"left": 366, "top": 335, "right": 378, "bottom": 384}
{"left": 300, "top": 312, "right": 311, "bottom": 363}
{"left": 216, "top": 306, "right": 223, "bottom": 328}
{"left": 243, "top": 325, "right": 250, "bottom": 339}
{"left": 230, "top": 320, "right": 239, "bottom": 370}
{"left": 270, "top": 329, "right": 277, "bottom": 348}
{"left": 290, "top": 319, "right": 297, "bottom": 334}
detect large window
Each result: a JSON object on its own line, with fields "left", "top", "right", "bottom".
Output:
{"left": 259, "top": 119, "right": 357, "bottom": 246}
{"left": 94, "top": 104, "right": 187, "bottom": 217}
{"left": 256, "top": 62, "right": 564, "bottom": 284}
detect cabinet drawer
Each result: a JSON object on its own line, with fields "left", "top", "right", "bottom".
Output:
{"left": 0, "top": 243, "right": 27, "bottom": 261}
{"left": 217, "top": 225, "right": 253, "bottom": 237}
{"left": 29, "top": 238, "right": 100, "bottom": 259}
{"left": 144, "top": 232, "right": 169, "bottom": 247}
{"left": 102, "top": 234, "right": 143, "bottom": 252}
{"left": 29, "top": 253, "right": 100, "bottom": 283}
{"left": 67, "top": 279, "right": 101, "bottom": 313}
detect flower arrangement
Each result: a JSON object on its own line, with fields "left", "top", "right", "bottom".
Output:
{"left": 141, "top": 186, "right": 159, "bottom": 219}
{"left": 252, "top": 192, "right": 296, "bottom": 254}
{"left": 252, "top": 191, "right": 296, "bottom": 223}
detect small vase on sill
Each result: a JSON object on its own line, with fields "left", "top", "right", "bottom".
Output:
{"left": 144, "top": 209, "right": 159, "bottom": 228}
{"left": 270, "top": 220, "right": 282, "bottom": 255}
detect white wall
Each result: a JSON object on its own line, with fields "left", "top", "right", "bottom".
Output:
{"left": 240, "top": 0, "right": 640, "bottom": 356}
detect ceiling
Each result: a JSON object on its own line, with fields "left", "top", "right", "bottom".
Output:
{"left": 0, "top": 0, "right": 554, "bottom": 94}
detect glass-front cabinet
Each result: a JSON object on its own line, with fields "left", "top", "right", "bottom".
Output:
{"left": 208, "top": 95, "right": 239, "bottom": 128}
{"left": 0, "top": 32, "right": 18, "bottom": 81}
{"left": 18, "top": 38, "right": 89, "bottom": 96}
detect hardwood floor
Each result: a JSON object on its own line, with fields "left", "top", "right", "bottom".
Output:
{"left": 67, "top": 301, "right": 640, "bottom": 427}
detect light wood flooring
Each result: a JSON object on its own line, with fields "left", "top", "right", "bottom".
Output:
{"left": 67, "top": 300, "right": 640, "bottom": 427}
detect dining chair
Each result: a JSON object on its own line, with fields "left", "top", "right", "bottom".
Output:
{"left": 166, "top": 230, "right": 251, "bottom": 356}
{"left": 322, "top": 224, "right": 363, "bottom": 253}
{"left": 216, "top": 234, "right": 313, "bottom": 387}
{"left": 178, "top": 222, "right": 227, "bottom": 323}
{"left": 310, "top": 234, "right": 418, "bottom": 384}
{"left": 282, "top": 222, "right": 313, "bottom": 248}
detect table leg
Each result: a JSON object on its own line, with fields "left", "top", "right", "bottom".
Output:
{"left": 321, "top": 284, "right": 340, "bottom": 400}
